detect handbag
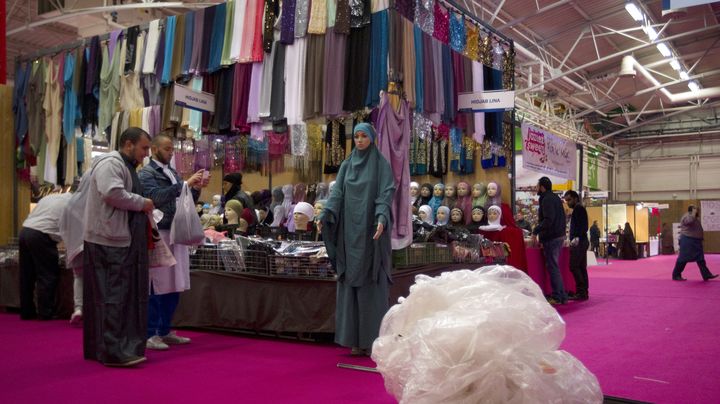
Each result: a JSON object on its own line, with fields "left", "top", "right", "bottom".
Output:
{"left": 149, "top": 215, "right": 177, "bottom": 268}
{"left": 170, "top": 183, "right": 206, "bottom": 245}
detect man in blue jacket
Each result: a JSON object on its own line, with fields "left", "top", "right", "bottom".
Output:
{"left": 531, "top": 177, "right": 568, "bottom": 305}
{"left": 139, "top": 134, "right": 207, "bottom": 351}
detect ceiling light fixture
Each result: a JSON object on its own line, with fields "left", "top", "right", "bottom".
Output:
{"left": 669, "top": 59, "right": 681, "bottom": 70}
{"left": 679, "top": 71, "right": 689, "bottom": 80}
{"left": 688, "top": 81, "right": 700, "bottom": 92}
{"left": 625, "top": 3, "right": 644, "bottom": 21}
{"left": 656, "top": 43, "right": 672, "bottom": 57}
{"left": 646, "top": 26, "right": 658, "bottom": 41}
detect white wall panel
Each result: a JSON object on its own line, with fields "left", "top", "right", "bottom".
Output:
{"left": 613, "top": 141, "right": 720, "bottom": 201}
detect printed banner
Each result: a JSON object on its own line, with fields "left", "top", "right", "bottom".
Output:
{"left": 587, "top": 151, "right": 598, "bottom": 189}
{"left": 700, "top": 200, "right": 720, "bottom": 231}
{"left": 521, "top": 123, "right": 577, "bottom": 180}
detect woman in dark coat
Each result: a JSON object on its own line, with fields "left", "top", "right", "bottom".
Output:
{"left": 620, "top": 222, "right": 638, "bottom": 260}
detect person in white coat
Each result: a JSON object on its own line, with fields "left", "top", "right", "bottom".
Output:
{"left": 139, "top": 134, "right": 207, "bottom": 350}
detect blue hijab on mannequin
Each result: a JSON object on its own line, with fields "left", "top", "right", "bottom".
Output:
{"left": 353, "top": 122, "right": 377, "bottom": 142}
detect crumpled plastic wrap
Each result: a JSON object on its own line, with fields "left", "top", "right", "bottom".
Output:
{"left": 372, "top": 265, "right": 603, "bottom": 404}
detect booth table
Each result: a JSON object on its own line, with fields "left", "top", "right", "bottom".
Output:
{"left": 525, "top": 246, "right": 575, "bottom": 296}
{"left": 0, "top": 262, "right": 74, "bottom": 318}
{"left": 173, "top": 264, "right": 470, "bottom": 334}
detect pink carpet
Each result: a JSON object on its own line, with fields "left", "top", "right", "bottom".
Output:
{"left": 0, "top": 254, "right": 718, "bottom": 403}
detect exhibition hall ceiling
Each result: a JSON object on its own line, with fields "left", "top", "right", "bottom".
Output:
{"left": 5, "top": 0, "right": 720, "bottom": 146}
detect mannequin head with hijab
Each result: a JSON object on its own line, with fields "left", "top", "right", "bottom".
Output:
{"left": 436, "top": 206, "right": 451, "bottom": 226}
{"left": 479, "top": 205, "right": 505, "bottom": 231}
{"left": 418, "top": 205, "right": 434, "bottom": 225}
{"left": 293, "top": 202, "right": 315, "bottom": 232}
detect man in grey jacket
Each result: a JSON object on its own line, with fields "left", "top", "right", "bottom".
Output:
{"left": 83, "top": 127, "right": 155, "bottom": 368}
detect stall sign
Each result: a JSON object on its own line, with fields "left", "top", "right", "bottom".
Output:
{"left": 458, "top": 90, "right": 515, "bottom": 112}
{"left": 174, "top": 84, "right": 215, "bottom": 113}
{"left": 521, "top": 123, "right": 577, "bottom": 180}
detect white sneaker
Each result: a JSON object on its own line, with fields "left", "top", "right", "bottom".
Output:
{"left": 69, "top": 310, "right": 82, "bottom": 326}
{"left": 146, "top": 335, "right": 170, "bottom": 350}
{"left": 162, "top": 331, "right": 191, "bottom": 345}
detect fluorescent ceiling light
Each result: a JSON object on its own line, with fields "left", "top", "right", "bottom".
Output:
{"left": 669, "top": 59, "right": 681, "bottom": 70}
{"left": 646, "top": 26, "right": 658, "bottom": 41}
{"left": 680, "top": 71, "right": 689, "bottom": 80}
{"left": 656, "top": 43, "right": 672, "bottom": 57}
{"left": 625, "top": 3, "right": 644, "bottom": 21}
{"left": 688, "top": 81, "right": 700, "bottom": 92}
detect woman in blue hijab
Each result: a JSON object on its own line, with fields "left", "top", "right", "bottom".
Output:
{"left": 319, "top": 122, "right": 396, "bottom": 356}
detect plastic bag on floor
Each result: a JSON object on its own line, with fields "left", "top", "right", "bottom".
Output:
{"left": 372, "top": 265, "right": 603, "bottom": 404}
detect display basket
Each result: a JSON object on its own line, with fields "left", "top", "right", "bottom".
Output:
{"left": 392, "top": 242, "right": 453, "bottom": 268}
{"left": 269, "top": 255, "right": 335, "bottom": 279}
{"left": 190, "top": 244, "right": 223, "bottom": 271}
{"left": 453, "top": 235, "right": 508, "bottom": 265}
{"left": 189, "top": 239, "right": 270, "bottom": 275}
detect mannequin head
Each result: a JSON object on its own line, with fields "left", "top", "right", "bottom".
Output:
{"left": 410, "top": 182, "right": 420, "bottom": 198}
{"left": 196, "top": 202, "right": 204, "bottom": 214}
{"left": 487, "top": 205, "right": 502, "bottom": 225}
{"left": 444, "top": 183, "right": 456, "bottom": 198}
{"left": 225, "top": 200, "right": 244, "bottom": 225}
{"left": 487, "top": 182, "right": 499, "bottom": 198}
{"left": 293, "top": 202, "right": 315, "bottom": 231}
{"left": 457, "top": 182, "right": 469, "bottom": 198}
{"left": 436, "top": 206, "right": 450, "bottom": 225}
{"left": 471, "top": 206, "right": 486, "bottom": 223}
{"left": 418, "top": 205, "right": 433, "bottom": 224}
{"left": 203, "top": 204, "right": 211, "bottom": 215}
{"left": 420, "top": 183, "right": 433, "bottom": 198}
{"left": 271, "top": 205, "right": 286, "bottom": 227}
{"left": 472, "top": 183, "right": 487, "bottom": 198}
{"left": 433, "top": 183, "right": 445, "bottom": 198}
{"left": 212, "top": 195, "right": 221, "bottom": 207}
{"left": 450, "top": 208, "right": 464, "bottom": 224}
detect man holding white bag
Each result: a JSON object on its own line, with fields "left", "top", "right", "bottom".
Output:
{"left": 139, "top": 134, "right": 209, "bottom": 351}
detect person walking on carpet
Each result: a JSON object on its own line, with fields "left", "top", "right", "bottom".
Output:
{"left": 672, "top": 205, "right": 718, "bottom": 282}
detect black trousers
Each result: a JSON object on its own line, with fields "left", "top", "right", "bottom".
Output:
{"left": 83, "top": 241, "right": 148, "bottom": 364}
{"left": 569, "top": 239, "right": 590, "bottom": 297}
{"left": 19, "top": 227, "right": 60, "bottom": 319}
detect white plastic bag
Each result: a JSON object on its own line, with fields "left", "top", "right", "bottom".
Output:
{"left": 372, "top": 265, "right": 603, "bottom": 404}
{"left": 170, "top": 183, "right": 205, "bottom": 245}
{"left": 149, "top": 214, "right": 177, "bottom": 268}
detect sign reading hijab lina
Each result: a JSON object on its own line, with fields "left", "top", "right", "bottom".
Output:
{"left": 521, "top": 123, "right": 577, "bottom": 180}
{"left": 457, "top": 90, "right": 515, "bottom": 112}
{"left": 173, "top": 84, "right": 216, "bottom": 113}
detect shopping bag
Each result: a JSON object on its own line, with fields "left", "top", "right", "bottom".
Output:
{"left": 149, "top": 215, "right": 177, "bottom": 268}
{"left": 170, "top": 183, "right": 206, "bottom": 245}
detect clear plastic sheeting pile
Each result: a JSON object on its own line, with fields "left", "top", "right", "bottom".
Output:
{"left": 372, "top": 265, "right": 603, "bottom": 404}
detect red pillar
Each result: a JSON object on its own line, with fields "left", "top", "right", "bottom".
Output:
{"left": 0, "top": 0, "right": 6, "bottom": 84}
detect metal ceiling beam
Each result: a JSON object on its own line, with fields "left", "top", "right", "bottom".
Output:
{"left": 6, "top": 2, "right": 215, "bottom": 36}
{"left": 518, "top": 25, "right": 720, "bottom": 96}
{"left": 497, "top": 0, "right": 574, "bottom": 30}
{"left": 597, "top": 100, "right": 720, "bottom": 141}
{"left": 573, "top": 68, "right": 720, "bottom": 119}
